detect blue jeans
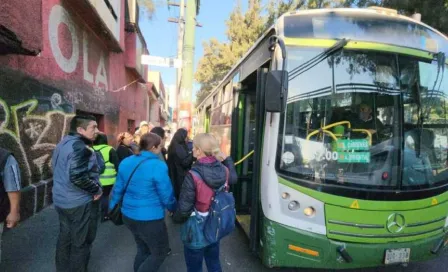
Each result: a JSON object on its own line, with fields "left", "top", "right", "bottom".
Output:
{"left": 184, "top": 243, "right": 221, "bottom": 272}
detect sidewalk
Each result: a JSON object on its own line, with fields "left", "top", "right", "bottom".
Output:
{"left": 0, "top": 206, "right": 265, "bottom": 272}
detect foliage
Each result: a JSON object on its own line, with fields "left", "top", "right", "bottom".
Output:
{"left": 138, "top": 0, "right": 167, "bottom": 20}
{"left": 195, "top": 1, "right": 265, "bottom": 105}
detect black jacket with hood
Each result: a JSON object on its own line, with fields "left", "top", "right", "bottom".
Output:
{"left": 173, "top": 156, "right": 237, "bottom": 223}
{"left": 167, "top": 128, "right": 194, "bottom": 199}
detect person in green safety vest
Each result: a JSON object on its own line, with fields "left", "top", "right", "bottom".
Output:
{"left": 93, "top": 133, "right": 119, "bottom": 221}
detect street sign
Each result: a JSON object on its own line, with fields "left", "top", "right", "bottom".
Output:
{"left": 141, "top": 55, "right": 182, "bottom": 68}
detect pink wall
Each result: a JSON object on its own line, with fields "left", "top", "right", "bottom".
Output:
{"left": 0, "top": 0, "right": 43, "bottom": 53}
{"left": 0, "top": 0, "right": 150, "bottom": 219}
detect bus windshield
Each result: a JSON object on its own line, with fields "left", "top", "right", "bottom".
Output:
{"left": 279, "top": 47, "right": 448, "bottom": 191}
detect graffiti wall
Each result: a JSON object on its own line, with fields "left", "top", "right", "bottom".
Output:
{"left": 0, "top": 66, "right": 75, "bottom": 217}
{"left": 0, "top": 2, "right": 118, "bottom": 219}
{"left": 0, "top": 1, "right": 151, "bottom": 220}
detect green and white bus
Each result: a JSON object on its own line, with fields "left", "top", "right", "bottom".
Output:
{"left": 196, "top": 7, "right": 448, "bottom": 269}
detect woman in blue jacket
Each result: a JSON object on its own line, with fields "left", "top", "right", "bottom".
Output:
{"left": 110, "top": 133, "right": 177, "bottom": 272}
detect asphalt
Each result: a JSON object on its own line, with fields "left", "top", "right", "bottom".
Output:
{"left": 1, "top": 206, "right": 447, "bottom": 272}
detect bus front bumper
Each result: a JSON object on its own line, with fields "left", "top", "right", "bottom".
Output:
{"left": 261, "top": 218, "right": 448, "bottom": 269}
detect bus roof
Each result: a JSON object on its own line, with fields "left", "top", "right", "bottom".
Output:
{"left": 196, "top": 7, "right": 447, "bottom": 110}
{"left": 279, "top": 8, "right": 448, "bottom": 41}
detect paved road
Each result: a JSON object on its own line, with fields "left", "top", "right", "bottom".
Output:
{"left": 1, "top": 206, "right": 447, "bottom": 272}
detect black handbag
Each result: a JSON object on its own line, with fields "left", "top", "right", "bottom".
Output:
{"left": 109, "top": 158, "right": 150, "bottom": 225}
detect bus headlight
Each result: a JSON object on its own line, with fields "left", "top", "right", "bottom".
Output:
{"left": 288, "top": 201, "right": 300, "bottom": 211}
{"left": 304, "top": 207, "right": 316, "bottom": 217}
{"left": 282, "top": 192, "right": 290, "bottom": 199}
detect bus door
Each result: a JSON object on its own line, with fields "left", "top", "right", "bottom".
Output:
{"left": 232, "top": 89, "right": 256, "bottom": 236}
{"left": 205, "top": 106, "right": 211, "bottom": 133}
{"left": 232, "top": 68, "right": 267, "bottom": 251}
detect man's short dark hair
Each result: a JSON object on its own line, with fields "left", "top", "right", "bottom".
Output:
{"left": 70, "top": 115, "right": 96, "bottom": 133}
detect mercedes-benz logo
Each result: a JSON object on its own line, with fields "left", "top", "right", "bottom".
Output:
{"left": 386, "top": 213, "right": 406, "bottom": 233}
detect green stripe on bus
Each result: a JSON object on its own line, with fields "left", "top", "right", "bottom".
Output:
{"left": 283, "top": 38, "right": 442, "bottom": 62}
{"left": 278, "top": 176, "right": 448, "bottom": 211}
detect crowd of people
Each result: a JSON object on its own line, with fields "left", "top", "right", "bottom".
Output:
{"left": 0, "top": 115, "right": 237, "bottom": 272}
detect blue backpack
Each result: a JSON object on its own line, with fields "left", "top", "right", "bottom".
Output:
{"left": 202, "top": 167, "right": 236, "bottom": 244}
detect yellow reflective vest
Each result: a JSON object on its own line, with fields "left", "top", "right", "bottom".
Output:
{"left": 92, "top": 144, "right": 117, "bottom": 186}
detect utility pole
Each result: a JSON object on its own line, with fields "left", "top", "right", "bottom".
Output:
{"left": 168, "top": 0, "right": 200, "bottom": 135}
{"left": 179, "top": 0, "right": 197, "bottom": 135}
{"left": 168, "top": 0, "right": 185, "bottom": 131}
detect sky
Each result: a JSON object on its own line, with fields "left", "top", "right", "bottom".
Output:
{"left": 139, "top": 0, "right": 250, "bottom": 101}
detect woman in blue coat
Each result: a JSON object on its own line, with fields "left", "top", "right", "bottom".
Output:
{"left": 110, "top": 133, "right": 177, "bottom": 272}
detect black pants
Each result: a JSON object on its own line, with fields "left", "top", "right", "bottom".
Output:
{"left": 100, "top": 185, "right": 113, "bottom": 219}
{"left": 55, "top": 201, "right": 100, "bottom": 272}
{"left": 123, "top": 216, "right": 170, "bottom": 272}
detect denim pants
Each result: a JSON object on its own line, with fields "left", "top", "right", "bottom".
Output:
{"left": 123, "top": 216, "right": 170, "bottom": 272}
{"left": 184, "top": 242, "right": 221, "bottom": 272}
{"left": 55, "top": 201, "right": 100, "bottom": 272}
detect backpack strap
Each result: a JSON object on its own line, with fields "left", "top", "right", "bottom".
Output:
{"left": 189, "top": 170, "right": 206, "bottom": 187}
{"left": 94, "top": 145, "right": 112, "bottom": 164}
{"left": 190, "top": 165, "right": 230, "bottom": 193}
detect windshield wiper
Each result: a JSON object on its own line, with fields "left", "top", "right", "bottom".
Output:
{"left": 289, "top": 38, "right": 349, "bottom": 82}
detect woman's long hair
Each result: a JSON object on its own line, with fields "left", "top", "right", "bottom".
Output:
{"left": 168, "top": 128, "right": 188, "bottom": 155}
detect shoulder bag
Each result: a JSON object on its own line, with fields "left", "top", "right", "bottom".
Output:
{"left": 109, "top": 158, "right": 150, "bottom": 225}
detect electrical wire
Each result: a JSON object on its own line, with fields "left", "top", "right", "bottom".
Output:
{"left": 109, "top": 79, "right": 140, "bottom": 93}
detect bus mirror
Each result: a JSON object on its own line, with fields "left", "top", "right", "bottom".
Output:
{"left": 265, "top": 70, "right": 288, "bottom": 112}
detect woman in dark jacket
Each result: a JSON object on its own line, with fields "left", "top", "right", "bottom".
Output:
{"left": 173, "top": 133, "right": 237, "bottom": 272}
{"left": 167, "top": 128, "right": 194, "bottom": 199}
{"left": 110, "top": 133, "right": 177, "bottom": 272}
{"left": 116, "top": 132, "right": 136, "bottom": 164}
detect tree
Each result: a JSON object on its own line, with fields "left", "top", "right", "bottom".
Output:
{"left": 138, "top": 0, "right": 164, "bottom": 20}
{"left": 195, "top": 0, "right": 352, "bottom": 105}
{"left": 195, "top": 1, "right": 265, "bottom": 105}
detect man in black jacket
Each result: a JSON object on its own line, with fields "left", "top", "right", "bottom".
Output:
{"left": 52, "top": 115, "right": 102, "bottom": 272}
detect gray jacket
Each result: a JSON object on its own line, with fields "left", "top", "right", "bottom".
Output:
{"left": 52, "top": 133, "right": 102, "bottom": 209}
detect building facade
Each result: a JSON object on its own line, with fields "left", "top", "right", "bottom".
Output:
{"left": 147, "top": 71, "right": 169, "bottom": 127}
{"left": 0, "top": 0, "right": 154, "bottom": 219}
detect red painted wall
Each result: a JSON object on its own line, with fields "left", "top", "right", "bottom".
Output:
{"left": 0, "top": 0, "right": 43, "bottom": 53}
{"left": 0, "top": 0, "right": 149, "bottom": 219}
